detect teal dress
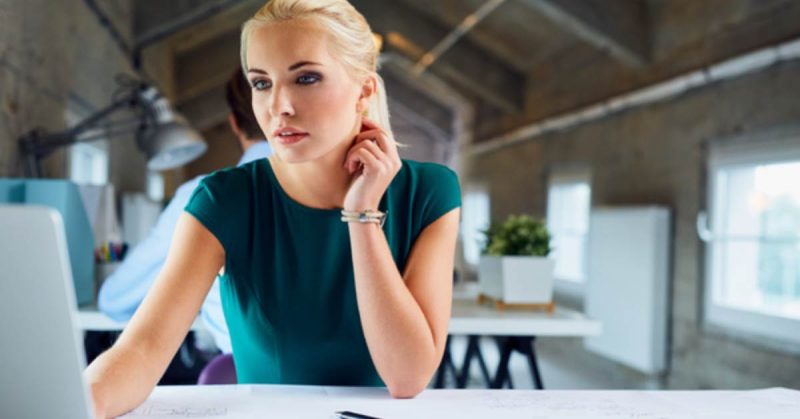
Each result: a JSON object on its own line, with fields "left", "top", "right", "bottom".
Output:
{"left": 184, "top": 158, "right": 461, "bottom": 386}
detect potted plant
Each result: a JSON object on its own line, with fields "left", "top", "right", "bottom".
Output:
{"left": 478, "top": 214, "right": 555, "bottom": 307}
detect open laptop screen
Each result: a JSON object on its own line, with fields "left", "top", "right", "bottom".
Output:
{"left": 0, "top": 205, "right": 93, "bottom": 419}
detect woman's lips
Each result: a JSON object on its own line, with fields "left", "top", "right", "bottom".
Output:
{"left": 276, "top": 133, "right": 307, "bottom": 145}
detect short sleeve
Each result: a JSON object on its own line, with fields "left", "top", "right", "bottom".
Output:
{"left": 418, "top": 163, "right": 462, "bottom": 230}
{"left": 183, "top": 170, "right": 242, "bottom": 255}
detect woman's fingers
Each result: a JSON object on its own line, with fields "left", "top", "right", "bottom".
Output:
{"left": 352, "top": 146, "right": 382, "bottom": 176}
{"left": 361, "top": 117, "right": 381, "bottom": 132}
{"left": 344, "top": 117, "right": 400, "bottom": 175}
{"left": 345, "top": 138, "right": 387, "bottom": 174}
{"left": 356, "top": 122, "right": 400, "bottom": 166}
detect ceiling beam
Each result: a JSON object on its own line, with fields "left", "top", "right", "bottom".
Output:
{"left": 162, "top": 0, "right": 264, "bottom": 55}
{"left": 134, "top": 0, "right": 244, "bottom": 51}
{"left": 522, "top": 0, "right": 649, "bottom": 67}
{"left": 412, "top": 0, "right": 507, "bottom": 74}
{"left": 350, "top": 0, "right": 523, "bottom": 113}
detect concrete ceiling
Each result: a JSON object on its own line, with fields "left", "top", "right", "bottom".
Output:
{"left": 128, "top": 0, "right": 800, "bottom": 143}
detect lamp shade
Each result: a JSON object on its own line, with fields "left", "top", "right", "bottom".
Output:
{"left": 135, "top": 86, "right": 207, "bottom": 171}
{"left": 141, "top": 116, "right": 207, "bottom": 171}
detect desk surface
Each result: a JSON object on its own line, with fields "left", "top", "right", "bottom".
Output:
{"left": 449, "top": 284, "right": 601, "bottom": 337}
{"left": 122, "top": 385, "right": 800, "bottom": 419}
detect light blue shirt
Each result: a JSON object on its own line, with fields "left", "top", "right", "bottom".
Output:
{"left": 98, "top": 141, "right": 272, "bottom": 353}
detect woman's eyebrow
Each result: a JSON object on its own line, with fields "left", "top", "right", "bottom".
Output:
{"left": 247, "top": 68, "right": 268, "bottom": 75}
{"left": 288, "top": 61, "right": 321, "bottom": 71}
{"left": 247, "top": 61, "right": 322, "bottom": 75}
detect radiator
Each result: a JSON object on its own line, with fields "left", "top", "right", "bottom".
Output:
{"left": 584, "top": 207, "right": 671, "bottom": 374}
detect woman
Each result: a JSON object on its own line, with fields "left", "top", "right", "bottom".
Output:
{"left": 85, "top": 0, "right": 461, "bottom": 417}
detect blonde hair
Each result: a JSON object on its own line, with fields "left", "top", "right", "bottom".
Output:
{"left": 241, "top": 0, "right": 395, "bottom": 142}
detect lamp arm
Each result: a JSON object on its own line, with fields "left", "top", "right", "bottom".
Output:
{"left": 18, "top": 87, "right": 145, "bottom": 177}
{"left": 47, "top": 93, "right": 141, "bottom": 149}
{"left": 20, "top": 88, "right": 144, "bottom": 157}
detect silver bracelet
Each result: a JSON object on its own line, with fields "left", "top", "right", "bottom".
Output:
{"left": 341, "top": 209, "right": 388, "bottom": 227}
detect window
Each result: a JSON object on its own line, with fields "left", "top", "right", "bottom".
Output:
{"left": 68, "top": 143, "right": 108, "bottom": 185}
{"left": 146, "top": 171, "right": 165, "bottom": 203}
{"left": 706, "top": 135, "right": 800, "bottom": 346}
{"left": 461, "top": 184, "right": 491, "bottom": 267}
{"left": 546, "top": 169, "right": 592, "bottom": 289}
{"left": 65, "top": 107, "right": 109, "bottom": 185}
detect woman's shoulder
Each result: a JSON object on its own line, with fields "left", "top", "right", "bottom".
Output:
{"left": 199, "top": 160, "right": 263, "bottom": 191}
{"left": 396, "top": 159, "right": 460, "bottom": 189}
{"left": 184, "top": 161, "right": 264, "bottom": 252}
{"left": 391, "top": 159, "right": 462, "bottom": 231}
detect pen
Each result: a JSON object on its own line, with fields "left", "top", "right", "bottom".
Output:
{"left": 335, "top": 411, "right": 383, "bottom": 419}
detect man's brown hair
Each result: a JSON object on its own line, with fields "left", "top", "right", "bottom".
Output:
{"left": 226, "top": 67, "right": 264, "bottom": 139}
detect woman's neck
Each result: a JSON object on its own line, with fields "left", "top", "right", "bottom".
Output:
{"left": 268, "top": 139, "right": 354, "bottom": 210}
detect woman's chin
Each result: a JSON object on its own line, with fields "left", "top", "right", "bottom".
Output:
{"left": 275, "top": 142, "right": 343, "bottom": 165}
{"left": 275, "top": 149, "right": 317, "bottom": 164}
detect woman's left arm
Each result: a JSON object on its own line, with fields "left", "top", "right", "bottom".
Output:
{"left": 348, "top": 209, "right": 460, "bottom": 399}
{"left": 343, "top": 118, "right": 460, "bottom": 398}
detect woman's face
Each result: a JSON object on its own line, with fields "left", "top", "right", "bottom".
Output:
{"left": 246, "top": 19, "right": 365, "bottom": 164}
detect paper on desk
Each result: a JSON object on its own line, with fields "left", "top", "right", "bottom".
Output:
{"left": 120, "top": 386, "right": 256, "bottom": 419}
{"left": 121, "top": 386, "right": 800, "bottom": 419}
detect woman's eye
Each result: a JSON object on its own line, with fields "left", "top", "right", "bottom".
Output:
{"left": 297, "top": 73, "right": 321, "bottom": 85}
{"left": 252, "top": 79, "right": 271, "bottom": 90}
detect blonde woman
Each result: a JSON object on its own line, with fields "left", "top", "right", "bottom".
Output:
{"left": 85, "top": 0, "right": 461, "bottom": 416}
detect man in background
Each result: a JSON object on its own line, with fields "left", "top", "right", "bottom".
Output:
{"left": 91, "top": 68, "right": 269, "bottom": 382}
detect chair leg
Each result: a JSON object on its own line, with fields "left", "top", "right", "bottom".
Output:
{"left": 456, "top": 335, "right": 493, "bottom": 388}
{"left": 490, "top": 337, "right": 514, "bottom": 389}
{"left": 433, "top": 336, "right": 450, "bottom": 388}
{"left": 517, "top": 337, "right": 544, "bottom": 390}
{"left": 434, "top": 336, "right": 455, "bottom": 388}
{"left": 474, "top": 338, "right": 492, "bottom": 386}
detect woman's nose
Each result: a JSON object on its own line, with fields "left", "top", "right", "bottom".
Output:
{"left": 269, "top": 85, "right": 294, "bottom": 117}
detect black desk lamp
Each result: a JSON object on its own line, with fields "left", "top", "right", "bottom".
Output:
{"left": 18, "top": 80, "right": 207, "bottom": 177}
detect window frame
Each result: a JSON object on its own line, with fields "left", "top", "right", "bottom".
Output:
{"left": 704, "top": 127, "right": 800, "bottom": 348}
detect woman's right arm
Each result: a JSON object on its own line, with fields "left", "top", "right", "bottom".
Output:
{"left": 84, "top": 213, "right": 225, "bottom": 419}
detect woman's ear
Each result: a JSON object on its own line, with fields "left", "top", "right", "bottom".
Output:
{"left": 356, "top": 75, "right": 377, "bottom": 115}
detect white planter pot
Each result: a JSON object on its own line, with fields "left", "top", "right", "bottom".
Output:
{"left": 478, "top": 255, "right": 555, "bottom": 304}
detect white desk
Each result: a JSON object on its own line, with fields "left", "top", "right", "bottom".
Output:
{"left": 440, "top": 284, "right": 601, "bottom": 389}
{"left": 449, "top": 297, "right": 602, "bottom": 337}
{"left": 123, "top": 385, "right": 800, "bottom": 419}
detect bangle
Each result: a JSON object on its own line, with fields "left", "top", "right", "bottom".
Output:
{"left": 341, "top": 209, "right": 388, "bottom": 227}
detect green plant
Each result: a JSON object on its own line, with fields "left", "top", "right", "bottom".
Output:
{"left": 481, "top": 214, "right": 552, "bottom": 257}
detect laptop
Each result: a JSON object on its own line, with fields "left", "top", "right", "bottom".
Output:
{"left": 0, "top": 205, "right": 94, "bottom": 419}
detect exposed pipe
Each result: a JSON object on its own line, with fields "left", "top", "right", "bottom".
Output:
{"left": 83, "top": 0, "right": 132, "bottom": 59}
{"left": 468, "top": 37, "right": 800, "bottom": 156}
